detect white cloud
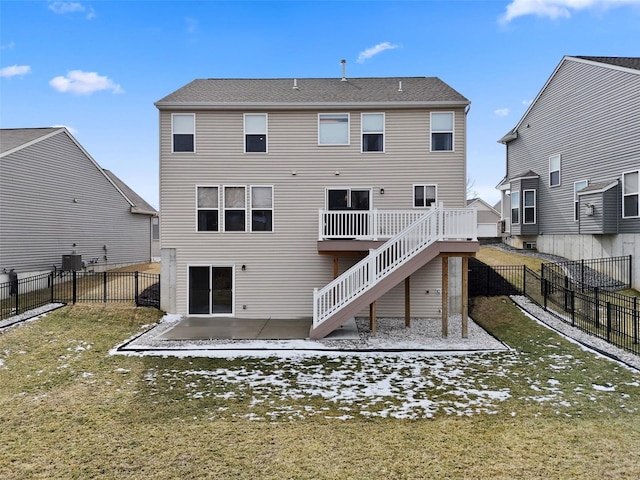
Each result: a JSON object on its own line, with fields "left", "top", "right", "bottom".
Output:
{"left": 48, "top": 1, "right": 95, "bottom": 20}
{"left": 1, "top": 41, "right": 15, "bottom": 50}
{"left": 494, "top": 108, "right": 510, "bottom": 117}
{"left": 357, "top": 42, "right": 399, "bottom": 63}
{"left": 49, "top": 70, "right": 123, "bottom": 95}
{"left": 500, "top": 0, "right": 640, "bottom": 23}
{"left": 0, "top": 65, "right": 31, "bottom": 78}
{"left": 522, "top": 99, "right": 533, "bottom": 106}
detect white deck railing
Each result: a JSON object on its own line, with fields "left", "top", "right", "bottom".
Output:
{"left": 318, "top": 209, "right": 426, "bottom": 240}
{"left": 313, "top": 204, "right": 477, "bottom": 329}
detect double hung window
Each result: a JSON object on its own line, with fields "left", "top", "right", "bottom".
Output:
{"left": 414, "top": 184, "right": 437, "bottom": 208}
{"left": 549, "top": 154, "right": 561, "bottom": 187}
{"left": 431, "top": 112, "right": 453, "bottom": 151}
{"left": 197, "top": 186, "right": 219, "bottom": 232}
{"left": 361, "top": 113, "right": 384, "bottom": 152}
{"left": 523, "top": 190, "right": 536, "bottom": 224}
{"left": 172, "top": 113, "right": 195, "bottom": 152}
{"left": 244, "top": 114, "right": 267, "bottom": 153}
{"left": 623, "top": 170, "right": 639, "bottom": 218}
{"left": 319, "top": 114, "right": 349, "bottom": 145}
{"left": 574, "top": 180, "right": 588, "bottom": 221}
{"left": 511, "top": 191, "right": 520, "bottom": 225}
{"left": 224, "top": 186, "right": 246, "bottom": 232}
{"left": 250, "top": 186, "right": 273, "bottom": 231}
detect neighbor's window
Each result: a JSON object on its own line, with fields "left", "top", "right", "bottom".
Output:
{"left": 523, "top": 189, "right": 536, "bottom": 224}
{"left": 319, "top": 113, "right": 349, "bottom": 145}
{"left": 623, "top": 170, "right": 639, "bottom": 218}
{"left": 152, "top": 217, "right": 159, "bottom": 240}
{"left": 414, "top": 184, "right": 437, "bottom": 208}
{"left": 549, "top": 154, "right": 561, "bottom": 187}
{"left": 244, "top": 114, "right": 267, "bottom": 153}
{"left": 250, "top": 186, "right": 273, "bottom": 232}
{"left": 511, "top": 191, "right": 520, "bottom": 225}
{"left": 197, "top": 186, "right": 219, "bottom": 232}
{"left": 574, "top": 180, "right": 588, "bottom": 221}
{"left": 224, "top": 186, "right": 246, "bottom": 232}
{"left": 361, "top": 113, "right": 384, "bottom": 152}
{"left": 431, "top": 112, "right": 453, "bottom": 151}
{"left": 172, "top": 113, "right": 195, "bottom": 152}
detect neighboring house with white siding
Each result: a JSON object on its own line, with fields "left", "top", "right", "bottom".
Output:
{"left": 0, "top": 127, "right": 158, "bottom": 282}
{"left": 466, "top": 198, "right": 500, "bottom": 239}
{"left": 156, "top": 73, "right": 478, "bottom": 338}
{"left": 496, "top": 56, "right": 640, "bottom": 289}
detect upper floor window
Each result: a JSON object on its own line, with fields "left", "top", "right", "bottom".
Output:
{"left": 574, "top": 180, "right": 588, "bottom": 221}
{"left": 549, "top": 154, "right": 561, "bottom": 187}
{"left": 523, "top": 190, "right": 536, "bottom": 224}
{"left": 172, "top": 114, "right": 195, "bottom": 153}
{"left": 197, "top": 186, "right": 219, "bottom": 232}
{"left": 224, "top": 186, "right": 246, "bottom": 232}
{"left": 511, "top": 191, "right": 520, "bottom": 225}
{"left": 152, "top": 217, "right": 160, "bottom": 240}
{"left": 361, "top": 113, "right": 384, "bottom": 152}
{"left": 414, "top": 184, "right": 437, "bottom": 208}
{"left": 244, "top": 114, "right": 267, "bottom": 153}
{"left": 430, "top": 112, "right": 453, "bottom": 152}
{"left": 250, "top": 186, "right": 273, "bottom": 232}
{"left": 319, "top": 113, "right": 349, "bottom": 145}
{"left": 623, "top": 170, "right": 639, "bottom": 218}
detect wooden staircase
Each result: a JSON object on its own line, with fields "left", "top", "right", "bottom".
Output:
{"left": 310, "top": 205, "right": 477, "bottom": 339}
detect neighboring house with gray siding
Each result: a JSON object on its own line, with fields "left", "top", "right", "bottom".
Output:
{"left": 496, "top": 56, "right": 640, "bottom": 288}
{"left": 0, "top": 127, "right": 158, "bottom": 283}
{"left": 466, "top": 198, "right": 500, "bottom": 238}
{"left": 156, "top": 73, "right": 479, "bottom": 338}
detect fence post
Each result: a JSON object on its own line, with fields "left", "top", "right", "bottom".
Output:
{"left": 543, "top": 279, "right": 548, "bottom": 310}
{"left": 522, "top": 266, "right": 526, "bottom": 297}
{"left": 633, "top": 297, "right": 638, "bottom": 345}
{"left": 594, "top": 287, "right": 599, "bottom": 327}
{"left": 50, "top": 272, "right": 54, "bottom": 304}
{"left": 629, "top": 254, "right": 633, "bottom": 289}
{"left": 72, "top": 271, "right": 77, "bottom": 304}
{"left": 135, "top": 271, "right": 139, "bottom": 307}
{"left": 571, "top": 290, "right": 575, "bottom": 327}
{"left": 564, "top": 276, "right": 569, "bottom": 311}
{"left": 14, "top": 280, "right": 19, "bottom": 315}
{"left": 103, "top": 271, "right": 108, "bottom": 303}
{"left": 581, "top": 259, "right": 585, "bottom": 292}
{"left": 606, "top": 302, "right": 612, "bottom": 342}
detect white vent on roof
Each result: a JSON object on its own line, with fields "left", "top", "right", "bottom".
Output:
{"left": 293, "top": 78, "right": 299, "bottom": 90}
{"left": 341, "top": 59, "right": 347, "bottom": 81}
{"left": 398, "top": 81, "right": 403, "bottom": 92}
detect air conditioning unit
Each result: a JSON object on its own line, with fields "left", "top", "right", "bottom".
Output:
{"left": 62, "top": 254, "right": 82, "bottom": 271}
{"left": 499, "top": 220, "right": 506, "bottom": 234}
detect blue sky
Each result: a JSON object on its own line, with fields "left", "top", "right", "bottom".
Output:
{"left": 1, "top": 0, "right": 639, "bottom": 208}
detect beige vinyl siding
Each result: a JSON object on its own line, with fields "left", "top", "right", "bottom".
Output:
{"left": 506, "top": 59, "right": 640, "bottom": 235}
{"left": 0, "top": 131, "right": 152, "bottom": 274}
{"left": 160, "top": 107, "right": 467, "bottom": 318}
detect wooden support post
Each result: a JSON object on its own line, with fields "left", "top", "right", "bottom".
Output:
{"left": 369, "top": 301, "right": 377, "bottom": 337}
{"left": 442, "top": 256, "right": 449, "bottom": 337}
{"left": 405, "top": 276, "right": 411, "bottom": 328}
{"left": 333, "top": 256, "right": 339, "bottom": 279}
{"left": 462, "top": 256, "right": 469, "bottom": 339}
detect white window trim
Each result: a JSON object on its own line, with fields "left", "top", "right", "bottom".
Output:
{"left": 243, "top": 113, "right": 268, "bottom": 154}
{"left": 574, "top": 180, "right": 588, "bottom": 222}
{"left": 195, "top": 185, "right": 220, "bottom": 233}
{"left": 318, "top": 113, "right": 350, "bottom": 146}
{"left": 523, "top": 189, "right": 536, "bottom": 224}
{"left": 186, "top": 264, "right": 235, "bottom": 317}
{"left": 249, "top": 185, "right": 274, "bottom": 233}
{"left": 361, "top": 112, "right": 385, "bottom": 153}
{"left": 171, "top": 113, "right": 196, "bottom": 153}
{"left": 622, "top": 169, "right": 640, "bottom": 219}
{"left": 412, "top": 184, "right": 438, "bottom": 209}
{"left": 549, "top": 154, "right": 561, "bottom": 187}
{"left": 223, "top": 185, "right": 247, "bottom": 232}
{"left": 511, "top": 191, "right": 520, "bottom": 225}
{"left": 430, "top": 111, "right": 454, "bottom": 153}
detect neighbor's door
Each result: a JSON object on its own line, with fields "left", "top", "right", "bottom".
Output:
{"left": 188, "top": 266, "right": 233, "bottom": 315}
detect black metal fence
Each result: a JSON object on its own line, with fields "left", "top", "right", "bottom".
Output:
{"left": 1, "top": 271, "right": 160, "bottom": 321}
{"left": 469, "top": 258, "right": 640, "bottom": 356}
{"left": 542, "top": 255, "right": 631, "bottom": 291}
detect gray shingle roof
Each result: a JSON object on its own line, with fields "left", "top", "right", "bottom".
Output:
{"left": 577, "top": 180, "right": 618, "bottom": 194}
{"left": 0, "top": 128, "right": 59, "bottom": 155}
{"left": 155, "top": 77, "right": 469, "bottom": 107}
{"left": 576, "top": 56, "right": 640, "bottom": 71}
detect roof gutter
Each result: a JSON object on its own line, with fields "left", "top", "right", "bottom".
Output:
{"left": 154, "top": 100, "right": 471, "bottom": 111}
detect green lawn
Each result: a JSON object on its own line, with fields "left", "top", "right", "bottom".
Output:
{"left": 1, "top": 301, "right": 640, "bottom": 479}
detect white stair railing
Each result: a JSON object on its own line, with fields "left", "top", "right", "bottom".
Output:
{"left": 313, "top": 204, "right": 477, "bottom": 331}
